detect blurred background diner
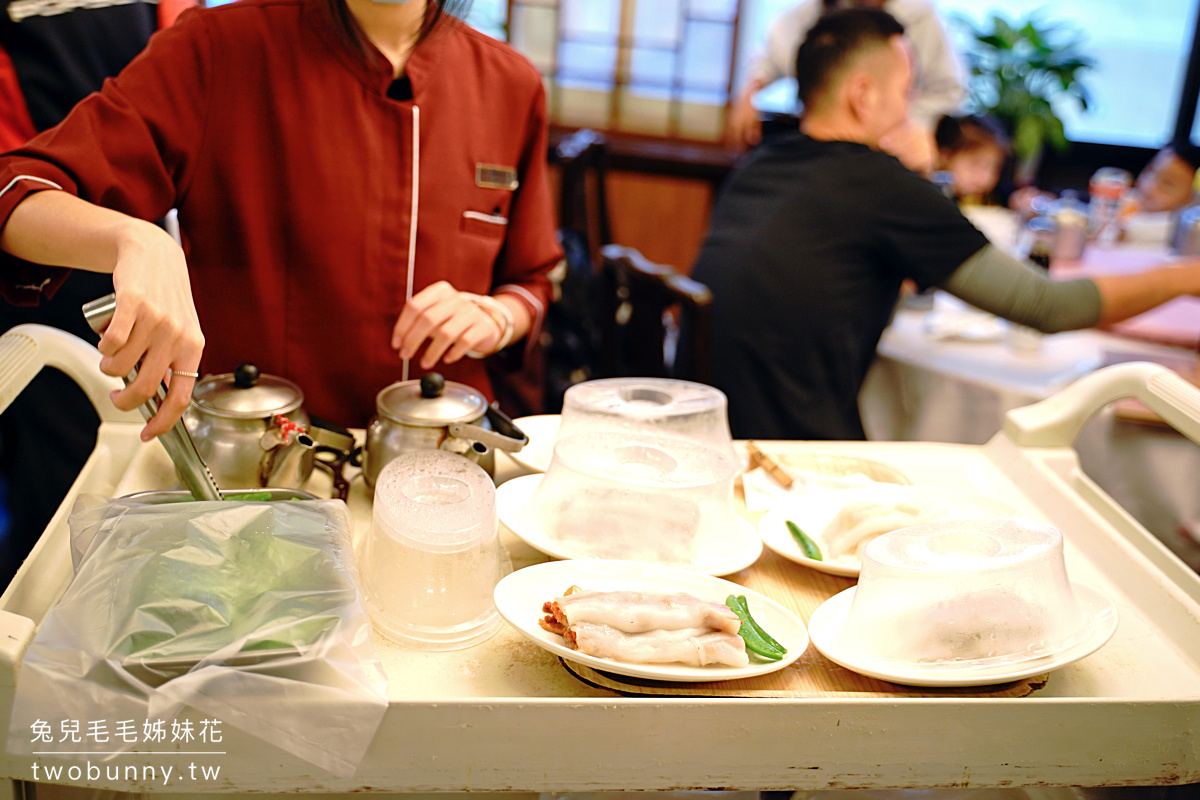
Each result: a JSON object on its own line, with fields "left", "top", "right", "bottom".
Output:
{"left": 724, "top": 0, "right": 966, "bottom": 151}
{"left": 2, "top": 0, "right": 1200, "bottom": 796}
{"left": 933, "top": 113, "right": 1011, "bottom": 205}
{"left": 4, "top": 0, "right": 1200, "bottom": 596}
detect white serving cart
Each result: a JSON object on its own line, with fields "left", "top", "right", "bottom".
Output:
{"left": 1, "top": 323, "right": 1199, "bottom": 794}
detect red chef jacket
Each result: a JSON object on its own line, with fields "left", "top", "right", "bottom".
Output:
{"left": 0, "top": 0, "right": 562, "bottom": 428}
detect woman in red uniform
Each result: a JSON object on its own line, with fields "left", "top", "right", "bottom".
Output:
{"left": 0, "top": 0, "right": 561, "bottom": 435}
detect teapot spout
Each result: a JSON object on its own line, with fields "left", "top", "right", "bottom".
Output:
{"left": 258, "top": 414, "right": 316, "bottom": 488}
{"left": 261, "top": 414, "right": 315, "bottom": 451}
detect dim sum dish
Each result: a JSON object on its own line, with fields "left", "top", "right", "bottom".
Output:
{"left": 493, "top": 559, "right": 807, "bottom": 681}
{"left": 496, "top": 474, "right": 763, "bottom": 576}
{"left": 757, "top": 485, "right": 1019, "bottom": 576}
{"left": 539, "top": 587, "right": 750, "bottom": 667}
{"left": 807, "top": 582, "right": 1117, "bottom": 687}
{"left": 807, "top": 518, "right": 1118, "bottom": 686}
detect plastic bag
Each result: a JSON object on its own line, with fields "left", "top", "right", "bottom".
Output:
{"left": 8, "top": 496, "right": 388, "bottom": 778}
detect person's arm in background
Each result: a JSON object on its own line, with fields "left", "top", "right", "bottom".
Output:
{"left": 879, "top": 121, "right": 936, "bottom": 175}
{"left": 940, "top": 243, "right": 1200, "bottom": 331}
{"left": 725, "top": 2, "right": 819, "bottom": 149}
{"left": 868, "top": 2, "right": 965, "bottom": 176}
{"left": 726, "top": 74, "right": 768, "bottom": 149}
{"left": 1090, "top": 270, "right": 1200, "bottom": 324}
{"left": 896, "top": 0, "right": 967, "bottom": 131}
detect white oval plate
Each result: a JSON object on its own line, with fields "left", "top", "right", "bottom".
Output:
{"left": 508, "top": 415, "right": 561, "bottom": 473}
{"left": 493, "top": 559, "right": 808, "bottom": 682}
{"left": 807, "top": 582, "right": 1118, "bottom": 687}
{"left": 497, "top": 473, "right": 763, "bottom": 576}
{"left": 757, "top": 485, "right": 1020, "bottom": 578}
{"left": 922, "top": 309, "right": 1007, "bottom": 342}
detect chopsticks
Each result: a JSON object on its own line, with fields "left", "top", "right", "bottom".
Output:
{"left": 745, "top": 440, "right": 793, "bottom": 489}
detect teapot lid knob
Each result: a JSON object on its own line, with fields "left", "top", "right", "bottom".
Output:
{"left": 419, "top": 372, "right": 445, "bottom": 398}
{"left": 234, "top": 362, "right": 260, "bottom": 389}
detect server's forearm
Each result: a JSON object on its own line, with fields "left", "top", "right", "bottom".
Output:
{"left": 1, "top": 189, "right": 165, "bottom": 272}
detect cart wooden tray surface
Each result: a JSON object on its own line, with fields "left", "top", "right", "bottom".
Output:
{"left": 1, "top": 326, "right": 1199, "bottom": 792}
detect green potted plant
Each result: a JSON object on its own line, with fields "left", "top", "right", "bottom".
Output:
{"left": 957, "top": 14, "right": 1096, "bottom": 184}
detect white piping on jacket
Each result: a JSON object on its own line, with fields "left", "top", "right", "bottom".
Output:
{"left": 3, "top": 176, "right": 71, "bottom": 293}
{"left": 462, "top": 210, "right": 508, "bottom": 225}
{"left": 0, "top": 175, "right": 64, "bottom": 200}
{"left": 402, "top": 105, "right": 420, "bottom": 383}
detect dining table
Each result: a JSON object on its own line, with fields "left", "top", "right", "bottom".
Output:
{"left": 860, "top": 206, "right": 1200, "bottom": 571}
{"left": 2, "top": 323, "right": 1200, "bottom": 798}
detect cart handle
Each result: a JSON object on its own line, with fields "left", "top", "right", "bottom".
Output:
{"left": 0, "top": 610, "right": 36, "bottom": 687}
{"left": 0, "top": 324, "right": 137, "bottom": 423}
{"left": 1003, "top": 361, "right": 1200, "bottom": 448}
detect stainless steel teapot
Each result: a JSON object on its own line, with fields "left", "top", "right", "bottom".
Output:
{"left": 362, "top": 372, "right": 527, "bottom": 487}
{"left": 184, "top": 363, "right": 316, "bottom": 490}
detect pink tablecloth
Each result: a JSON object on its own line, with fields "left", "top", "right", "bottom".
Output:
{"left": 1054, "top": 245, "right": 1200, "bottom": 349}
{"left": 863, "top": 305, "right": 1200, "bottom": 571}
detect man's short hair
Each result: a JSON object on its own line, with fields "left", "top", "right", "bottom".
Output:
{"left": 794, "top": 7, "right": 906, "bottom": 110}
{"left": 1168, "top": 138, "right": 1200, "bottom": 171}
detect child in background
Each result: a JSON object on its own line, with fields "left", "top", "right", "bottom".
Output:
{"left": 934, "top": 114, "right": 1010, "bottom": 205}
{"left": 1111, "top": 140, "right": 1200, "bottom": 244}
{"left": 1130, "top": 139, "right": 1200, "bottom": 213}
{"left": 1010, "top": 139, "right": 1200, "bottom": 224}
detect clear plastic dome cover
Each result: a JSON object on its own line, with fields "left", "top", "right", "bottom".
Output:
{"left": 526, "top": 431, "right": 739, "bottom": 569}
{"left": 834, "top": 517, "right": 1091, "bottom": 670}
{"left": 558, "top": 378, "right": 736, "bottom": 460}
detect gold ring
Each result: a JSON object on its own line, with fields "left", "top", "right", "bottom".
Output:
{"left": 171, "top": 369, "right": 201, "bottom": 379}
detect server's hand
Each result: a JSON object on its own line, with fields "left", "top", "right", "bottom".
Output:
{"left": 102, "top": 223, "right": 204, "bottom": 440}
{"left": 392, "top": 281, "right": 509, "bottom": 369}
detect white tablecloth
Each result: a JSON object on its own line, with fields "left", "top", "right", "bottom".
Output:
{"left": 861, "top": 304, "right": 1200, "bottom": 571}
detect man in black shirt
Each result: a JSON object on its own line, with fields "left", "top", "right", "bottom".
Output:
{"left": 692, "top": 8, "right": 1200, "bottom": 440}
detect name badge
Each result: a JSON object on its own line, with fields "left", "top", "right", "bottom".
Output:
{"left": 476, "top": 164, "right": 519, "bottom": 191}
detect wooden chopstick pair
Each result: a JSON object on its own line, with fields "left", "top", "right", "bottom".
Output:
{"left": 745, "top": 440, "right": 793, "bottom": 489}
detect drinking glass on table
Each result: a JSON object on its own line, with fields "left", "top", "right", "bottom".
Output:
{"left": 1089, "top": 167, "right": 1133, "bottom": 247}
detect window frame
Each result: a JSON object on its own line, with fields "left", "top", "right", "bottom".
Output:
{"left": 499, "top": 0, "right": 1200, "bottom": 179}
{"left": 506, "top": 0, "right": 746, "bottom": 142}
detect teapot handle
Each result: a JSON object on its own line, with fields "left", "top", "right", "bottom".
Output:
{"left": 485, "top": 404, "right": 529, "bottom": 449}
{"left": 448, "top": 405, "right": 528, "bottom": 454}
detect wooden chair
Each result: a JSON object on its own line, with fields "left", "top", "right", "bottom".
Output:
{"left": 597, "top": 244, "right": 713, "bottom": 384}
{"left": 542, "top": 129, "right": 614, "bottom": 411}
{"left": 553, "top": 128, "right": 612, "bottom": 266}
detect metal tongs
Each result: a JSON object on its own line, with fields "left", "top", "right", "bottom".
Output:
{"left": 82, "top": 293, "right": 224, "bottom": 501}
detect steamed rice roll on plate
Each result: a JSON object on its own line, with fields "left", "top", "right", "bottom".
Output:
{"left": 541, "top": 588, "right": 742, "bottom": 635}
{"left": 493, "top": 559, "right": 808, "bottom": 682}
{"left": 538, "top": 586, "right": 748, "bottom": 667}
{"left": 757, "top": 484, "right": 1019, "bottom": 576}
